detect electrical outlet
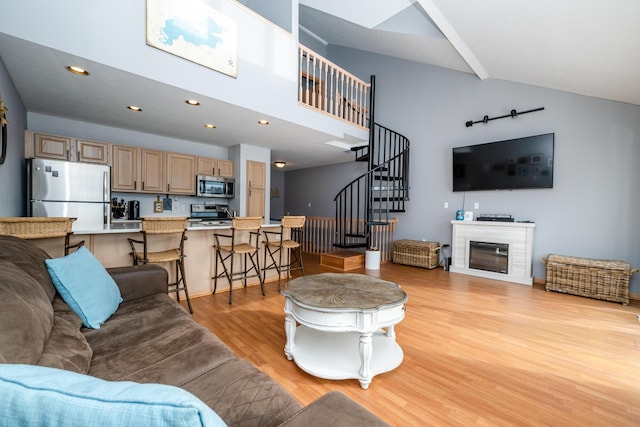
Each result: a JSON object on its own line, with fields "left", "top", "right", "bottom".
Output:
{"left": 308, "top": 202, "right": 312, "bottom": 208}
{"left": 474, "top": 202, "right": 479, "bottom": 209}
{"left": 444, "top": 202, "right": 449, "bottom": 209}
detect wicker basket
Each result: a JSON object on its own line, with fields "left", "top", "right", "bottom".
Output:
{"left": 392, "top": 239, "right": 440, "bottom": 269}
{"left": 542, "top": 254, "right": 638, "bottom": 305}
{"left": 0, "top": 217, "right": 76, "bottom": 239}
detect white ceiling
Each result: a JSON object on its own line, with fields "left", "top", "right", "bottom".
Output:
{"left": 1, "top": 1, "right": 638, "bottom": 170}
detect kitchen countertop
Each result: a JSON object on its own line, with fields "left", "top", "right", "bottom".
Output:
{"left": 73, "top": 220, "right": 281, "bottom": 235}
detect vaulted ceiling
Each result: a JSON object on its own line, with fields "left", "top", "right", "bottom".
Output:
{"left": 1, "top": 1, "right": 638, "bottom": 170}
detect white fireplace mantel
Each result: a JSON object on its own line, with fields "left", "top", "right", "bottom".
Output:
{"left": 450, "top": 220, "right": 536, "bottom": 285}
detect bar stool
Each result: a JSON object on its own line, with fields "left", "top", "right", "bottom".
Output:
{"left": 0, "top": 217, "right": 83, "bottom": 255}
{"left": 127, "top": 217, "right": 192, "bottom": 314}
{"left": 262, "top": 216, "right": 305, "bottom": 290}
{"left": 212, "top": 216, "right": 264, "bottom": 304}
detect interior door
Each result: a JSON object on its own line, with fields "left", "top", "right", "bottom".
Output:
{"left": 246, "top": 160, "right": 265, "bottom": 218}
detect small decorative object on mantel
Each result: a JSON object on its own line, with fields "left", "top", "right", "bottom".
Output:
{"left": 465, "top": 107, "right": 544, "bottom": 128}
{"left": 0, "top": 91, "right": 8, "bottom": 165}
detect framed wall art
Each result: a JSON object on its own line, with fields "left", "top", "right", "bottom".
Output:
{"left": 146, "top": 0, "right": 238, "bottom": 78}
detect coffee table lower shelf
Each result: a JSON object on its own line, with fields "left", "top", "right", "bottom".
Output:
{"left": 287, "top": 325, "right": 403, "bottom": 389}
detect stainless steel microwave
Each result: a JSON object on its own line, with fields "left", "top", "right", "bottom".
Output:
{"left": 196, "top": 175, "right": 235, "bottom": 198}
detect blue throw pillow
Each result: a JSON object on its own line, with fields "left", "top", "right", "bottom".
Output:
{"left": 0, "top": 364, "right": 227, "bottom": 427}
{"left": 45, "top": 246, "right": 122, "bottom": 329}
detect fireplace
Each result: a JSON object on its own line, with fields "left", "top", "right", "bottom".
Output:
{"left": 450, "top": 221, "right": 536, "bottom": 285}
{"left": 469, "top": 241, "right": 509, "bottom": 274}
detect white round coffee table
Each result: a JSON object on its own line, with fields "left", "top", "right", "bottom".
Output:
{"left": 282, "top": 273, "right": 407, "bottom": 389}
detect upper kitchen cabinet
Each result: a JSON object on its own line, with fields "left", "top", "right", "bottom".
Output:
{"left": 166, "top": 152, "right": 196, "bottom": 195}
{"left": 76, "top": 139, "right": 110, "bottom": 165}
{"left": 112, "top": 145, "right": 138, "bottom": 192}
{"left": 140, "top": 149, "right": 165, "bottom": 193}
{"left": 112, "top": 145, "right": 165, "bottom": 193}
{"left": 26, "top": 132, "right": 72, "bottom": 161}
{"left": 196, "top": 156, "right": 234, "bottom": 178}
{"left": 25, "top": 131, "right": 110, "bottom": 164}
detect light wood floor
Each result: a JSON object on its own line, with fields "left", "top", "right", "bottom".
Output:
{"left": 186, "top": 255, "right": 640, "bottom": 426}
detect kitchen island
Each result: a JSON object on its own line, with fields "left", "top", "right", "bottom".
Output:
{"left": 31, "top": 219, "right": 284, "bottom": 299}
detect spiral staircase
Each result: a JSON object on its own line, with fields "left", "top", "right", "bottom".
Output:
{"left": 333, "top": 76, "right": 410, "bottom": 250}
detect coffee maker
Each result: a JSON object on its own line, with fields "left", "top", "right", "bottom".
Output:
{"left": 127, "top": 200, "right": 140, "bottom": 220}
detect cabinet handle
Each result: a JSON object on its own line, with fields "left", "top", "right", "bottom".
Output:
{"left": 77, "top": 150, "right": 80, "bottom": 160}
{"left": 134, "top": 181, "right": 137, "bottom": 190}
{"left": 142, "top": 181, "right": 145, "bottom": 191}
{"left": 167, "top": 183, "right": 170, "bottom": 192}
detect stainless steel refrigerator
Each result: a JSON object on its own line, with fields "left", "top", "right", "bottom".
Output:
{"left": 28, "top": 158, "right": 111, "bottom": 232}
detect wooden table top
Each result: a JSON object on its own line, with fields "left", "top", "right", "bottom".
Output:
{"left": 282, "top": 273, "right": 407, "bottom": 310}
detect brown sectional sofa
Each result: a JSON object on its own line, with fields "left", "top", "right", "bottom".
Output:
{"left": 0, "top": 235, "right": 389, "bottom": 426}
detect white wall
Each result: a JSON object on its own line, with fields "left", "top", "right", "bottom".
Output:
{"left": 286, "top": 46, "right": 640, "bottom": 293}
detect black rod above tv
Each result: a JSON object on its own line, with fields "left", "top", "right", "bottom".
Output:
{"left": 452, "top": 133, "right": 554, "bottom": 192}
{"left": 465, "top": 107, "right": 544, "bottom": 128}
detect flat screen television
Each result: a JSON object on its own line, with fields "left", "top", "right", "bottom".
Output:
{"left": 452, "top": 133, "right": 554, "bottom": 192}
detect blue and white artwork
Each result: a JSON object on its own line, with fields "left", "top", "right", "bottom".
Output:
{"left": 147, "top": 0, "right": 238, "bottom": 78}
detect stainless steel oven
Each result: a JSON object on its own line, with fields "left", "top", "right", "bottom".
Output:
{"left": 196, "top": 175, "right": 235, "bottom": 198}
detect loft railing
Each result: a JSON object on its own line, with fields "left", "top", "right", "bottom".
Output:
{"left": 298, "top": 44, "right": 371, "bottom": 129}
{"left": 302, "top": 216, "right": 397, "bottom": 262}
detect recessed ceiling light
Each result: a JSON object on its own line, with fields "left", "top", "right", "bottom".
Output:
{"left": 127, "top": 105, "right": 142, "bottom": 112}
{"left": 204, "top": 124, "right": 217, "bottom": 129}
{"left": 66, "top": 66, "right": 89, "bottom": 76}
{"left": 258, "top": 120, "right": 269, "bottom": 125}
{"left": 274, "top": 161, "right": 286, "bottom": 168}
{"left": 185, "top": 99, "right": 200, "bottom": 106}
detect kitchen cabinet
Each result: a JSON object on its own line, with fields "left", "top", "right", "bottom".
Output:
{"left": 196, "top": 156, "right": 234, "bottom": 178}
{"left": 76, "top": 139, "right": 110, "bottom": 165}
{"left": 112, "top": 145, "right": 165, "bottom": 193}
{"left": 140, "top": 149, "right": 165, "bottom": 193}
{"left": 111, "top": 145, "right": 138, "bottom": 192}
{"left": 25, "top": 131, "right": 109, "bottom": 165}
{"left": 166, "top": 152, "right": 196, "bottom": 195}
{"left": 32, "top": 132, "right": 72, "bottom": 161}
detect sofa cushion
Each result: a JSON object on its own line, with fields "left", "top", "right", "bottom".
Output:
{"left": 0, "top": 235, "right": 57, "bottom": 302}
{"left": 0, "top": 259, "right": 53, "bottom": 364}
{"left": 45, "top": 246, "right": 122, "bottom": 329}
{"left": 0, "top": 364, "right": 227, "bottom": 427}
{"left": 182, "top": 359, "right": 302, "bottom": 427}
{"left": 37, "top": 312, "right": 93, "bottom": 374}
{"left": 85, "top": 294, "right": 237, "bottom": 385}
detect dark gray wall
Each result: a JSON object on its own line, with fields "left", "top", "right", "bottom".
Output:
{"left": 0, "top": 58, "right": 26, "bottom": 216}
{"left": 285, "top": 161, "right": 366, "bottom": 217}
{"left": 285, "top": 46, "right": 640, "bottom": 292}
{"left": 270, "top": 168, "right": 285, "bottom": 220}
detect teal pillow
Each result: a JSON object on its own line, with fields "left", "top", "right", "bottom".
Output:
{"left": 45, "top": 246, "right": 122, "bottom": 329}
{"left": 0, "top": 364, "right": 227, "bottom": 427}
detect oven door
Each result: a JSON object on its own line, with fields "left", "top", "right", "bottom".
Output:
{"left": 197, "top": 176, "right": 226, "bottom": 198}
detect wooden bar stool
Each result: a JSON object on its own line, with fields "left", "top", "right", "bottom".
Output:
{"left": 262, "top": 216, "right": 305, "bottom": 290}
{"left": 128, "top": 217, "right": 192, "bottom": 314}
{"left": 0, "top": 217, "right": 83, "bottom": 255}
{"left": 212, "top": 216, "right": 264, "bottom": 304}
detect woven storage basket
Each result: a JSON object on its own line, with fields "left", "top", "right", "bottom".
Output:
{"left": 0, "top": 217, "right": 76, "bottom": 239}
{"left": 392, "top": 239, "right": 440, "bottom": 269}
{"left": 542, "top": 254, "right": 638, "bottom": 305}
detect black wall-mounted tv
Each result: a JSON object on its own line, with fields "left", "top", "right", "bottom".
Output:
{"left": 453, "top": 133, "right": 554, "bottom": 192}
